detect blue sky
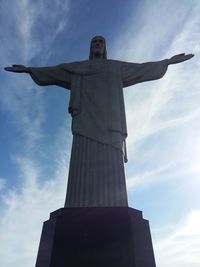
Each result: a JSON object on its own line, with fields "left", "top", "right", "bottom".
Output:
{"left": 0, "top": 0, "right": 200, "bottom": 266}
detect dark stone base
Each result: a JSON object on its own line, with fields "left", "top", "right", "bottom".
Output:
{"left": 35, "top": 207, "right": 156, "bottom": 267}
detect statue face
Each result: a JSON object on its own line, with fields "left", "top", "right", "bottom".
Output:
{"left": 91, "top": 36, "right": 105, "bottom": 57}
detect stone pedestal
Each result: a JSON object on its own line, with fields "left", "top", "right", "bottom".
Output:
{"left": 35, "top": 207, "right": 156, "bottom": 267}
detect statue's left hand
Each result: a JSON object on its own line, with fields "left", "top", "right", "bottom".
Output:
{"left": 167, "top": 53, "right": 194, "bottom": 65}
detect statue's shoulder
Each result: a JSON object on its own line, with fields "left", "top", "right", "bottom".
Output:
{"left": 107, "top": 59, "right": 126, "bottom": 68}
{"left": 59, "top": 60, "right": 89, "bottom": 67}
{"left": 107, "top": 59, "right": 122, "bottom": 64}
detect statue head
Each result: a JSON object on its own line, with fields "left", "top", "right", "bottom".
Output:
{"left": 89, "top": 36, "right": 107, "bottom": 60}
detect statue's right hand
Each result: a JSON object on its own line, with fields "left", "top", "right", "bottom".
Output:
{"left": 4, "top": 64, "right": 29, "bottom": 73}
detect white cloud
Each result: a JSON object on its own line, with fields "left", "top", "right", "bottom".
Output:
{"left": 0, "top": 3, "right": 72, "bottom": 266}
{"left": 14, "top": 0, "right": 71, "bottom": 63}
{"left": 0, "top": 97, "right": 70, "bottom": 266}
{"left": 125, "top": 82, "right": 200, "bottom": 148}
{"left": 0, "top": 150, "right": 68, "bottom": 267}
{"left": 113, "top": 0, "right": 200, "bottom": 136}
{"left": 126, "top": 163, "right": 173, "bottom": 190}
{"left": 154, "top": 210, "right": 200, "bottom": 267}
{"left": 0, "top": 77, "right": 45, "bottom": 151}
{"left": 112, "top": 1, "right": 195, "bottom": 61}
{"left": 0, "top": 0, "right": 71, "bottom": 66}
{"left": 1, "top": 0, "right": 72, "bottom": 150}
{"left": 112, "top": 1, "right": 200, "bottom": 190}
{"left": 0, "top": 0, "right": 73, "bottom": 172}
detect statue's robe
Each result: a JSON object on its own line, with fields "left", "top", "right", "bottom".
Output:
{"left": 29, "top": 59, "right": 168, "bottom": 207}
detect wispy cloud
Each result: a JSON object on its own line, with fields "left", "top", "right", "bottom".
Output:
{"left": 113, "top": 1, "right": 200, "bottom": 191}
{"left": 126, "top": 163, "right": 173, "bottom": 190}
{"left": 0, "top": 149, "right": 68, "bottom": 267}
{"left": 154, "top": 210, "right": 200, "bottom": 267}
{"left": 8, "top": 0, "right": 71, "bottom": 63}
{"left": 1, "top": 0, "right": 72, "bottom": 149}
{"left": 0, "top": 76, "right": 45, "bottom": 151}
{"left": 0, "top": 3, "right": 72, "bottom": 266}
{"left": 124, "top": 18, "right": 199, "bottom": 148}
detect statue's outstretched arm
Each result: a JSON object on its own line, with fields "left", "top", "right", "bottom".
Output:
{"left": 4, "top": 64, "right": 30, "bottom": 73}
{"left": 5, "top": 64, "right": 71, "bottom": 88}
{"left": 122, "top": 52, "right": 194, "bottom": 87}
{"left": 167, "top": 53, "right": 194, "bottom": 65}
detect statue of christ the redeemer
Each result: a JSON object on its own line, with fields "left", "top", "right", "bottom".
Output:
{"left": 5, "top": 36, "right": 194, "bottom": 208}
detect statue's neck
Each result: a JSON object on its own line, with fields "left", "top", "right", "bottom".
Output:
{"left": 92, "top": 52, "right": 104, "bottom": 59}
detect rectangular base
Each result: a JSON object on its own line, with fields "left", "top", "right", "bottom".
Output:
{"left": 35, "top": 207, "right": 156, "bottom": 267}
